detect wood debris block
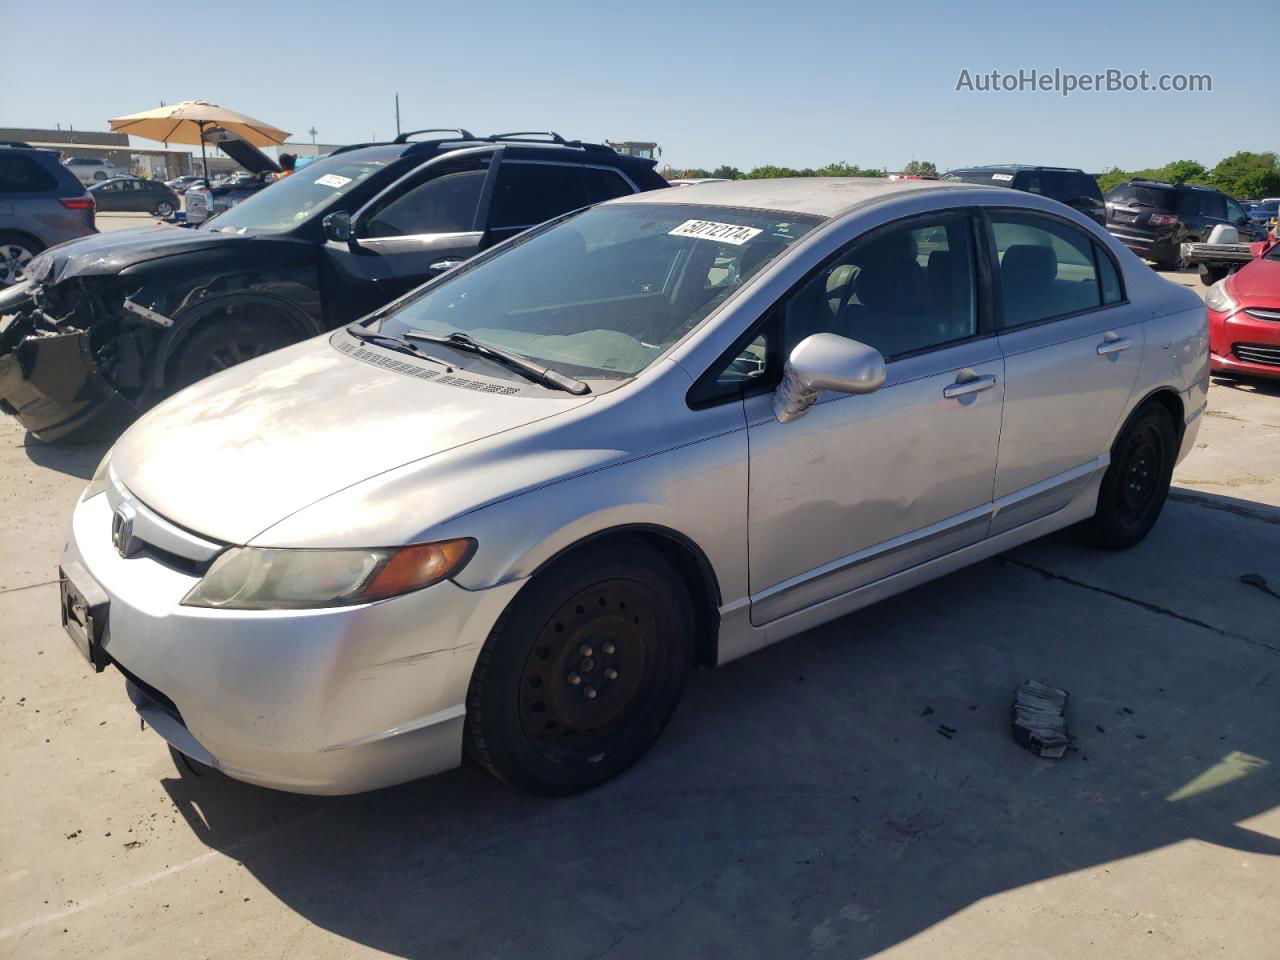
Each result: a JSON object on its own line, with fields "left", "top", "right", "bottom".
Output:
{"left": 1012, "top": 680, "right": 1070, "bottom": 758}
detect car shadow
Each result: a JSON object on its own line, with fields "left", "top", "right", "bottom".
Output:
{"left": 1211, "top": 374, "right": 1280, "bottom": 398}
{"left": 22, "top": 432, "right": 110, "bottom": 480}
{"left": 156, "top": 532, "right": 1280, "bottom": 958}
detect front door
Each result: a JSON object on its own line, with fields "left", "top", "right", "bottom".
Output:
{"left": 987, "top": 209, "right": 1144, "bottom": 534}
{"left": 744, "top": 210, "right": 1004, "bottom": 625}
{"left": 323, "top": 147, "right": 500, "bottom": 321}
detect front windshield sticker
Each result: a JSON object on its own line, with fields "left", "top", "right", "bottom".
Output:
{"left": 991, "top": 173, "right": 1015, "bottom": 182}
{"left": 669, "top": 219, "right": 763, "bottom": 246}
{"left": 314, "top": 173, "right": 353, "bottom": 188}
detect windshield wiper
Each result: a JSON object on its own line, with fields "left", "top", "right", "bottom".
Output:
{"left": 344, "top": 325, "right": 453, "bottom": 370}
{"left": 403, "top": 330, "right": 590, "bottom": 395}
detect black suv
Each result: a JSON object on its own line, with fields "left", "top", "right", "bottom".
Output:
{"left": 1104, "top": 179, "right": 1266, "bottom": 270}
{"left": 0, "top": 141, "right": 96, "bottom": 287}
{"left": 0, "top": 130, "right": 667, "bottom": 441}
{"left": 940, "top": 164, "right": 1105, "bottom": 225}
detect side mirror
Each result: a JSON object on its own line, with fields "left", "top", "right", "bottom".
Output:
{"left": 323, "top": 211, "right": 353, "bottom": 243}
{"left": 774, "top": 333, "right": 886, "bottom": 423}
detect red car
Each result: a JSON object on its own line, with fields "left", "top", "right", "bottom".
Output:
{"left": 1207, "top": 240, "right": 1280, "bottom": 378}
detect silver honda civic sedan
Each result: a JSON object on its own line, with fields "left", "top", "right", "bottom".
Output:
{"left": 59, "top": 178, "right": 1208, "bottom": 795}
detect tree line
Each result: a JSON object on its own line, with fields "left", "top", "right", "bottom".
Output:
{"left": 672, "top": 152, "right": 1280, "bottom": 199}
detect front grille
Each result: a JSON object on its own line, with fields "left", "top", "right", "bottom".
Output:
{"left": 1233, "top": 343, "right": 1280, "bottom": 367}
{"left": 1244, "top": 308, "right": 1280, "bottom": 323}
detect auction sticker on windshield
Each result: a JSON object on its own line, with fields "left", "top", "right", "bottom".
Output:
{"left": 991, "top": 173, "right": 1014, "bottom": 182}
{"left": 315, "top": 174, "right": 353, "bottom": 189}
{"left": 669, "top": 219, "right": 763, "bottom": 245}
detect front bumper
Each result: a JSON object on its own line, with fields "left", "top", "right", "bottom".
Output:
{"left": 1208, "top": 306, "right": 1280, "bottom": 380}
{"left": 63, "top": 491, "right": 525, "bottom": 794}
{"left": 0, "top": 323, "right": 138, "bottom": 441}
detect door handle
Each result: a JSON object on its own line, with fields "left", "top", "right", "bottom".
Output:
{"left": 429, "top": 259, "right": 463, "bottom": 275}
{"left": 943, "top": 374, "right": 997, "bottom": 399}
{"left": 1097, "top": 334, "right": 1133, "bottom": 356}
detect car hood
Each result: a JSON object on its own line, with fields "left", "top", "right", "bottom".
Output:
{"left": 108, "top": 335, "right": 594, "bottom": 545}
{"left": 25, "top": 226, "right": 245, "bottom": 282}
{"left": 1230, "top": 254, "right": 1280, "bottom": 305}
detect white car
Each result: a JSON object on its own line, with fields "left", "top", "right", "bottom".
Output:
{"left": 63, "top": 156, "right": 118, "bottom": 185}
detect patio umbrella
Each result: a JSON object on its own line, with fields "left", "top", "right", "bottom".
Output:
{"left": 108, "top": 100, "right": 291, "bottom": 184}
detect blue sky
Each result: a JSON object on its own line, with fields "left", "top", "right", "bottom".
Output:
{"left": 2, "top": 0, "right": 1275, "bottom": 173}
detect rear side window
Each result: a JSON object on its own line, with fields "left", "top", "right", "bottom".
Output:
{"left": 991, "top": 212, "right": 1103, "bottom": 327}
{"left": 581, "top": 167, "right": 635, "bottom": 204}
{"left": 489, "top": 162, "right": 589, "bottom": 229}
{"left": 1199, "top": 192, "right": 1227, "bottom": 220}
{"left": 1174, "top": 192, "right": 1201, "bottom": 217}
{"left": 1096, "top": 246, "right": 1123, "bottom": 304}
{"left": 0, "top": 154, "right": 59, "bottom": 193}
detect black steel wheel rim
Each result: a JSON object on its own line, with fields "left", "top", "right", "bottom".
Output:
{"left": 518, "top": 579, "right": 662, "bottom": 765}
{"left": 1115, "top": 422, "right": 1165, "bottom": 524}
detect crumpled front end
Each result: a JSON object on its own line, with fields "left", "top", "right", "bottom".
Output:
{"left": 0, "top": 273, "right": 161, "bottom": 442}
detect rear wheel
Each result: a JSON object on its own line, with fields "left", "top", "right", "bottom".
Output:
{"left": 168, "top": 315, "right": 295, "bottom": 391}
{"left": 154, "top": 200, "right": 174, "bottom": 218}
{"left": 1078, "top": 404, "right": 1177, "bottom": 550}
{"left": 466, "top": 539, "right": 694, "bottom": 795}
{"left": 0, "top": 232, "right": 43, "bottom": 287}
{"left": 1199, "top": 263, "right": 1228, "bottom": 286}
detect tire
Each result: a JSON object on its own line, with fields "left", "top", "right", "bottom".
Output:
{"left": 0, "top": 232, "right": 44, "bottom": 287}
{"left": 465, "top": 539, "right": 695, "bottom": 795}
{"left": 154, "top": 201, "right": 174, "bottom": 218}
{"left": 168, "top": 314, "right": 296, "bottom": 391}
{"left": 1199, "top": 263, "right": 1228, "bottom": 286}
{"left": 1078, "top": 403, "right": 1177, "bottom": 550}
{"left": 93, "top": 171, "right": 107, "bottom": 181}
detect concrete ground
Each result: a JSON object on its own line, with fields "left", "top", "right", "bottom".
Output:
{"left": 1, "top": 237, "right": 1277, "bottom": 958}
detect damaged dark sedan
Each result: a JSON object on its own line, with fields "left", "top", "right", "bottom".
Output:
{"left": 0, "top": 130, "right": 667, "bottom": 441}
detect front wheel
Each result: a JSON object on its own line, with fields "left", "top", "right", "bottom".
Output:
{"left": 1078, "top": 404, "right": 1176, "bottom": 550}
{"left": 167, "top": 315, "right": 295, "bottom": 392}
{"left": 465, "top": 539, "right": 694, "bottom": 795}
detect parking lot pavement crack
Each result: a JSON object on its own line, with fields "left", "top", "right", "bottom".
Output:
{"left": 0, "top": 578, "right": 59, "bottom": 595}
{"left": 1000, "top": 557, "right": 1280, "bottom": 658}
{"left": 1168, "top": 491, "right": 1280, "bottom": 526}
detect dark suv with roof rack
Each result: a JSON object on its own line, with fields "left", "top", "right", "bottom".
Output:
{"left": 940, "top": 164, "right": 1105, "bottom": 225}
{"left": 1103, "top": 178, "right": 1265, "bottom": 271}
{"left": 0, "top": 129, "right": 667, "bottom": 441}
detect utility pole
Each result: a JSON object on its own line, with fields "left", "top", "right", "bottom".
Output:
{"left": 308, "top": 126, "right": 317, "bottom": 144}
{"left": 395, "top": 94, "right": 401, "bottom": 137}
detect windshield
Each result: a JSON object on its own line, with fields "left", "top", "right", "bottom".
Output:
{"left": 202, "top": 158, "right": 386, "bottom": 234}
{"left": 375, "top": 203, "right": 823, "bottom": 380}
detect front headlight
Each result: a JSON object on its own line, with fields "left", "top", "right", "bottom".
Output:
{"left": 181, "top": 538, "right": 476, "bottom": 610}
{"left": 81, "top": 451, "right": 112, "bottom": 502}
{"left": 1205, "top": 279, "right": 1237, "bottom": 314}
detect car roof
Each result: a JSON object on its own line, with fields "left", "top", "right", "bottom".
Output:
{"left": 606, "top": 176, "right": 963, "bottom": 218}
{"left": 947, "top": 164, "right": 1087, "bottom": 173}
{"left": 329, "top": 138, "right": 653, "bottom": 172}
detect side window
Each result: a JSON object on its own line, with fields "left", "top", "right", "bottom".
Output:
{"left": 1096, "top": 244, "right": 1123, "bottom": 304}
{"left": 1200, "top": 193, "right": 1227, "bottom": 220}
{"left": 782, "top": 214, "right": 977, "bottom": 359}
{"left": 0, "top": 155, "right": 58, "bottom": 192}
{"left": 488, "top": 162, "right": 589, "bottom": 230}
{"left": 990, "top": 212, "right": 1103, "bottom": 327}
{"left": 1175, "top": 192, "right": 1201, "bottom": 218}
{"left": 581, "top": 167, "right": 634, "bottom": 204}
{"left": 1225, "top": 198, "right": 1247, "bottom": 222}
{"left": 362, "top": 158, "right": 489, "bottom": 239}
{"left": 1017, "top": 172, "right": 1044, "bottom": 195}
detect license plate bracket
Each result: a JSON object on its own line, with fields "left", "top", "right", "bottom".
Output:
{"left": 60, "top": 561, "right": 109, "bottom": 672}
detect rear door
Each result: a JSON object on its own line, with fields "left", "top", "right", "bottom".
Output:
{"left": 483, "top": 159, "right": 593, "bottom": 246}
{"left": 988, "top": 208, "right": 1143, "bottom": 534}
{"left": 323, "top": 146, "right": 500, "bottom": 320}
